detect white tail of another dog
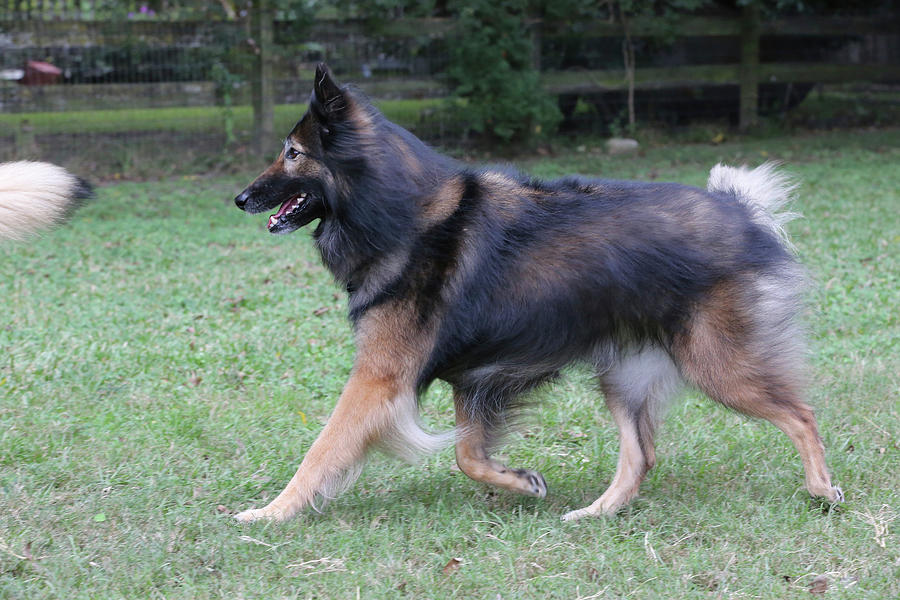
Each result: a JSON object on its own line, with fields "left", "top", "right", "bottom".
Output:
{"left": 0, "top": 161, "right": 92, "bottom": 241}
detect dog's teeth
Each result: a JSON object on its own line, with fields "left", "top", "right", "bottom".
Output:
{"left": 268, "top": 215, "right": 278, "bottom": 228}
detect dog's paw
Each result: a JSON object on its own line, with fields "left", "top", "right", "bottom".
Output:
{"left": 809, "top": 484, "right": 844, "bottom": 505}
{"left": 512, "top": 468, "right": 548, "bottom": 498}
{"left": 561, "top": 496, "right": 625, "bottom": 521}
{"left": 827, "top": 485, "right": 844, "bottom": 504}
{"left": 561, "top": 507, "right": 598, "bottom": 522}
{"left": 234, "top": 507, "right": 281, "bottom": 523}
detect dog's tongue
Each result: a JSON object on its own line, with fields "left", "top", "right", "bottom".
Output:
{"left": 274, "top": 198, "right": 295, "bottom": 219}
{"left": 268, "top": 198, "right": 295, "bottom": 229}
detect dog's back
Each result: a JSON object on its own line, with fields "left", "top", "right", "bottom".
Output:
{"left": 421, "top": 170, "right": 793, "bottom": 385}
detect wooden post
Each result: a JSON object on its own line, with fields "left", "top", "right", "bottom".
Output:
{"left": 530, "top": 20, "right": 542, "bottom": 72}
{"left": 739, "top": 1, "right": 761, "bottom": 131}
{"left": 15, "top": 119, "right": 39, "bottom": 159}
{"left": 250, "top": 0, "right": 275, "bottom": 155}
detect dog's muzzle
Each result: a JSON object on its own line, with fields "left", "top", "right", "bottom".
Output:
{"left": 234, "top": 189, "right": 250, "bottom": 210}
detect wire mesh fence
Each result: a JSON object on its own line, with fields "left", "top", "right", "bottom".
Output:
{"left": 1, "top": 7, "right": 899, "bottom": 178}
{"left": 0, "top": 16, "right": 460, "bottom": 176}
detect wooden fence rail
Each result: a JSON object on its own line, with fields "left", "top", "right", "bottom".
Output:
{"left": 1, "top": 12, "right": 898, "bottom": 131}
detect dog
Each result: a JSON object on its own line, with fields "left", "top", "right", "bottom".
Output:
{"left": 232, "top": 63, "right": 842, "bottom": 523}
{"left": 0, "top": 161, "right": 92, "bottom": 241}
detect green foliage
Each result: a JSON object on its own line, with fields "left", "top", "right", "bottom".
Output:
{"left": 86, "top": 0, "right": 231, "bottom": 20}
{"left": 271, "top": 0, "right": 323, "bottom": 20}
{"left": 331, "top": 0, "right": 438, "bottom": 20}
{"left": 210, "top": 63, "right": 243, "bottom": 145}
{"left": 444, "top": 0, "right": 561, "bottom": 143}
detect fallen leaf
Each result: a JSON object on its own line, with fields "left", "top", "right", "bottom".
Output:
{"left": 93, "top": 513, "right": 107, "bottom": 523}
{"left": 442, "top": 557, "right": 461, "bottom": 575}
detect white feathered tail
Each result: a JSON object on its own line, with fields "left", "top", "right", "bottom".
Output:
{"left": 0, "top": 161, "right": 92, "bottom": 241}
{"left": 707, "top": 162, "right": 799, "bottom": 250}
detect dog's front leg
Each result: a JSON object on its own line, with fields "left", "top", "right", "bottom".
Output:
{"left": 234, "top": 370, "right": 399, "bottom": 523}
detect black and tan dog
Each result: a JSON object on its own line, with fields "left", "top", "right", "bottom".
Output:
{"left": 232, "top": 64, "right": 842, "bottom": 523}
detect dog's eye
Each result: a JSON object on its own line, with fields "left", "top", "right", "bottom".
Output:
{"left": 285, "top": 148, "right": 299, "bottom": 160}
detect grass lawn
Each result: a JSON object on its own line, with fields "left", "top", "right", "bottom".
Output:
{"left": 0, "top": 100, "right": 441, "bottom": 137}
{"left": 0, "top": 100, "right": 447, "bottom": 180}
{"left": 1, "top": 128, "right": 897, "bottom": 598}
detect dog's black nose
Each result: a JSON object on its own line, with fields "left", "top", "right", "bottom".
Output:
{"left": 234, "top": 190, "right": 249, "bottom": 210}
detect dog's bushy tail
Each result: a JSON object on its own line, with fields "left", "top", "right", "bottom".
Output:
{"left": 0, "top": 161, "right": 93, "bottom": 242}
{"left": 707, "top": 162, "right": 799, "bottom": 250}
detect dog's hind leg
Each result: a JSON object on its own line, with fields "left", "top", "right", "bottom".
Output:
{"left": 453, "top": 390, "right": 547, "bottom": 498}
{"left": 562, "top": 347, "right": 682, "bottom": 521}
{"left": 671, "top": 282, "right": 843, "bottom": 504}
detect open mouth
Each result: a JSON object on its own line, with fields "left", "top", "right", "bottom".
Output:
{"left": 267, "top": 192, "right": 308, "bottom": 231}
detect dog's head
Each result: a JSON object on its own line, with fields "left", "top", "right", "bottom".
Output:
{"left": 234, "top": 63, "right": 354, "bottom": 235}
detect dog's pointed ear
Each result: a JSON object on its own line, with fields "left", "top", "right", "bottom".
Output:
{"left": 314, "top": 63, "right": 345, "bottom": 115}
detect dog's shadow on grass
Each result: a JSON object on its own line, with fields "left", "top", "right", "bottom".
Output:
{"left": 297, "top": 467, "right": 653, "bottom": 525}
{"left": 298, "top": 470, "right": 554, "bottom": 522}
{"left": 226, "top": 449, "right": 840, "bottom": 529}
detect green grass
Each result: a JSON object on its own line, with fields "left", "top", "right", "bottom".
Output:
{"left": 0, "top": 99, "right": 442, "bottom": 137}
{"left": 2, "top": 85, "right": 895, "bottom": 140}
{"left": 1, "top": 128, "right": 898, "bottom": 598}
{"left": 0, "top": 100, "right": 448, "bottom": 180}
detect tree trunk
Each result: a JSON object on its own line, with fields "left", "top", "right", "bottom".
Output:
{"left": 616, "top": 4, "right": 636, "bottom": 132}
{"left": 739, "top": 2, "right": 761, "bottom": 131}
{"left": 250, "top": 0, "right": 275, "bottom": 155}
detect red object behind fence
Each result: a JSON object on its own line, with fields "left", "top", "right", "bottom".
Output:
{"left": 20, "top": 61, "right": 62, "bottom": 85}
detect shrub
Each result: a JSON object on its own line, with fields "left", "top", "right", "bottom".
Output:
{"left": 445, "top": 0, "right": 561, "bottom": 143}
